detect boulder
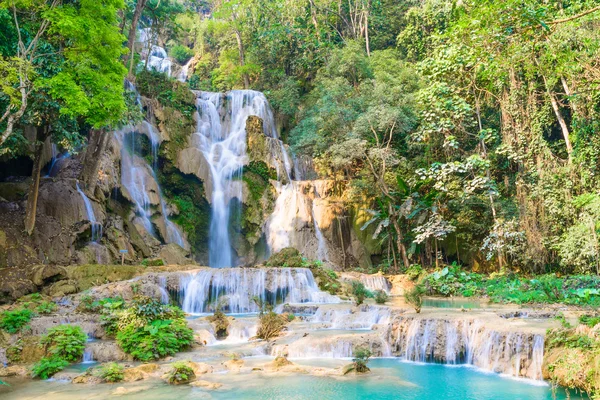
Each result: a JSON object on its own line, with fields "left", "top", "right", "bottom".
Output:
{"left": 158, "top": 243, "right": 191, "bottom": 265}
{"left": 189, "top": 362, "right": 213, "bottom": 375}
{"left": 0, "top": 365, "right": 27, "bottom": 377}
{"left": 222, "top": 359, "right": 244, "bottom": 373}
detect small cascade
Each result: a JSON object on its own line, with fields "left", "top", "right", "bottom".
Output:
{"left": 76, "top": 183, "right": 102, "bottom": 242}
{"left": 45, "top": 144, "right": 70, "bottom": 177}
{"left": 217, "top": 319, "right": 258, "bottom": 345}
{"left": 360, "top": 275, "right": 391, "bottom": 294}
{"left": 179, "top": 268, "right": 340, "bottom": 314}
{"left": 139, "top": 28, "right": 172, "bottom": 76}
{"left": 158, "top": 276, "right": 169, "bottom": 304}
{"left": 312, "top": 185, "right": 328, "bottom": 261}
{"left": 82, "top": 348, "right": 94, "bottom": 364}
{"left": 310, "top": 305, "right": 390, "bottom": 330}
{"left": 177, "top": 58, "right": 192, "bottom": 82}
{"left": 390, "top": 317, "right": 546, "bottom": 380}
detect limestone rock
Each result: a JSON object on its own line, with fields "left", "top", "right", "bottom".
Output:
{"left": 123, "top": 368, "right": 145, "bottom": 382}
{"left": 112, "top": 386, "right": 151, "bottom": 396}
{"left": 189, "top": 362, "right": 213, "bottom": 375}
{"left": 72, "top": 374, "right": 102, "bottom": 384}
{"left": 0, "top": 365, "right": 27, "bottom": 377}
{"left": 158, "top": 243, "right": 191, "bottom": 265}
{"left": 222, "top": 359, "right": 244, "bottom": 373}
{"left": 189, "top": 380, "right": 223, "bottom": 389}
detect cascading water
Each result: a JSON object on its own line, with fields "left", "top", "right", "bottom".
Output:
{"left": 360, "top": 275, "right": 391, "bottom": 294}
{"left": 179, "top": 267, "right": 339, "bottom": 314}
{"left": 139, "top": 28, "right": 172, "bottom": 76}
{"left": 114, "top": 83, "right": 185, "bottom": 248}
{"left": 76, "top": 183, "right": 102, "bottom": 242}
{"left": 310, "top": 305, "right": 391, "bottom": 330}
{"left": 194, "top": 90, "right": 291, "bottom": 267}
{"left": 391, "top": 317, "right": 546, "bottom": 380}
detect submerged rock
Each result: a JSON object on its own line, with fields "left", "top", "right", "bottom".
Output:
{"left": 189, "top": 380, "right": 223, "bottom": 389}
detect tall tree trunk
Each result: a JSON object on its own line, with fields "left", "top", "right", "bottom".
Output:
{"left": 388, "top": 205, "right": 409, "bottom": 269}
{"left": 126, "top": 0, "right": 148, "bottom": 79}
{"left": 24, "top": 126, "right": 48, "bottom": 235}
{"left": 233, "top": 27, "right": 249, "bottom": 89}
{"left": 541, "top": 74, "right": 573, "bottom": 163}
{"left": 80, "top": 129, "right": 109, "bottom": 195}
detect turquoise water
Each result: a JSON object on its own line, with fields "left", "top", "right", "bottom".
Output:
{"left": 422, "top": 297, "right": 483, "bottom": 309}
{"left": 1, "top": 359, "right": 582, "bottom": 400}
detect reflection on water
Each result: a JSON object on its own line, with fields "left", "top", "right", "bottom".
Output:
{"left": 422, "top": 297, "right": 483, "bottom": 309}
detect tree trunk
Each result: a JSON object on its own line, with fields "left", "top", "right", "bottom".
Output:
{"left": 388, "top": 204, "right": 409, "bottom": 269}
{"left": 80, "top": 129, "right": 109, "bottom": 195}
{"left": 541, "top": 74, "right": 572, "bottom": 163}
{"left": 24, "top": 126, "right": 48, "bottom": 235}
{"left": 126, "top": 0, "right": 148, "bottom": 78}
{"left": 233, "top": 27, "right": 249, "bottom": 89}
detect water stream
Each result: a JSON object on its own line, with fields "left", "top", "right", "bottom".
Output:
{"left": 75, "top": 182, "right": 102, "bottom": 242}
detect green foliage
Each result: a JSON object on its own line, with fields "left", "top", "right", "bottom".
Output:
{"left": 404, "top": 284, "right": 425, "bottom": 313}
{"left": 141, "top": 258, "right": 165, "bottom": 267}
{"left": 374, "top": 290, "right": 389, "bottom": 304}
{"left": 165, "top": 361, "right": 195, "bottom": 385}
{"left": 31, "top": 356, "right": 69, "bottom": 380}
{"left": 170, "top": 45, "right": 194, "bottom": 64}
{"left": 6, "top": 340, "right": 23, "bottom": 363}
{"left": 547, "top": 329, "right": 596, "bottom": 350}
{"left": 112, "top": 296, "right": 194, "bottom": 361}
{"left": 405, "top": 265, "right": 424, "bottom": 281}
{"left": 352, "top": 347, "right": 372, "bottom": 373}
{"left": 135, "top": 70, "right": 195, "bottom": 116}
{"left": 351, "top": 281, "right": 372, "bottom": 306}
{"left": 579, "top": 315, "right": 600, "bottom": 328}
{"left": 255, "top": 310, "right": 287, "bottom": 341}
{"left": 95, "top": 362, "right": 124, "bottom": 383}
{"left": 41, "top": 325, "right": 87, "bottom": 362}
{"left": 35, "top": 301, "right": 57, "bottom": 315}
{"left": 0, "top": 308, "right": 33, "bottom": 333}
{"left": 265, "top": 247, "right": 304, "bottom": 268}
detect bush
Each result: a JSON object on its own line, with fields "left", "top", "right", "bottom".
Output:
{"left": 351, "top": 281, "right": 372, "bottom": 306}
{"left": 141, "top": 258, "right": 165, "bottom": 267}
{"left": 170, "top": 45, "right": 194, "bottom": 64}
{"left": 0, "top": 309, "right": 33, "bottom": 333}
{"left": 41, "top": 325, "right": 87, "bottom": 362}
{"left": 349, "top": 347, "right": 372, "bottom": 374}
{"left": 113, "top": 297, "right": 193, "bottom": 361}
{"left": 255, "top": 311, "right": 287, "bottom": 340}
{"left": 374, "top": 290, "right": 389, "bottom": 304}
{"left": 207, "top": 306, "right": 229, "bottom": 339}
{"left": 405, "top": 284, "right": 425, "bottom": 313}
{"left": 165, "top": 361, "right": 195, "bottom": 384}
{"left": 405, "top": 264, "right": 424, "bottom": 281}
{"left": 95, "top": 362, "right": 124, "bottom": 382}
{"left": 265, "top": 247, "right": 304, "bottom": 268}
{"left": 31, "top": 356, "right": 69, "bottom": 379}
{"left": 579, "top": 315, "right": 600, "bottom": 328}
{"left": 35, "top": 301, "right": 57, "bottom": 314}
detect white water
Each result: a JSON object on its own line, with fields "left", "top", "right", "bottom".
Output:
{"left": 82, "top": 348, "right": 94, "bottom": 364}
{"left": 139, "top": 28, "right": 172, "bottom": 76}
{"left": 179, "top": 268, "right": 339, "bottom": 314}
{"left": 310, "top": 305, "right": 391, "bottom": 330}
{"left": 177, "top": 58, "right": 192, "bottom": 82}
{"left": 392, "top": 318, "right": 546, "bottom": 380}
{"left": 360, "top": 275, "right": 391, "bottom": 294}
{"left": 114, "top": 124, "right": 185, "bottom": 248}
{"left": 76, "top": 183, "right": 102, "bottom": 242}
{"left": 158, "top": 276, "right": 169, "bottom": 304}
{"left": 194, "top": 90, "right": 292, "bottom": 267}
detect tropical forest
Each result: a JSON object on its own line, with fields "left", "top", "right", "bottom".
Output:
{"left": 0, "top": 0, "right": 599, "bottom": 398}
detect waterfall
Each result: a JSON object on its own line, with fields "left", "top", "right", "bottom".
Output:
{"left": 360, "top": 275, "right": 391, "bottom": 294}
{"left": 391, "top": 317, "right": 546, "bottom": 380}
{"left": 312, "top": 185, "right": 328, "bottom": 261}
{"left": 177, "top": 58, "right": 192, "bottom": 82}
{"left": 179, "top": 267, "right": 340, "bottom": 314}
{"left": 82, "top": 347, "right": 94, "bottom": 364}
{"left": 310, "top": 305, "right": 390, "bottom": 330}
{"left": 76, "top": 183, "right": 102, "bottom": 242}
{"left": 194, "top": 90, "right": 291, "bottom": 267}
{"left": 158, "top": 276, "right": 169, "bottom": 304}
{"left": 114, "top": 124, "right": 185, "bottom": 248}
{"left": 139, "top": 28, "right": 172, "bottom": 76}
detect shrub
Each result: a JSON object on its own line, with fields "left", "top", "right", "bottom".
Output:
{"left": 95, "top": 362, "right": 124, "bottom": 382}
{"left": 405, "top": 264, "right": 424, "bottom": 281}
{"left": 405, "top": 284, "right": 426, "bottom": 313}
{"left": 31, "top": 356, "right": 69, "bottom": 379}
{"left": 207, "top": 307, "right": 229, "bottom": 339}
{"left": 141, "top": 258, "right": 165, "bottom": 267}
{"left": 256, "top": 311, "right": 287, "bottom": 340}
{"left": 165, "top": 361, "right": 195, "bottom": 384}
{"left": 170, "top": 45, "right": 194, "bottom": 64}
{"left": 265, "top": 247, "right": 304, "bottom": 268}
{"left": 0, "top": 309, "right": 33, "bottom": 333}
{"left": 35, "top": 301, "right": 57, "bottom": 315}
{"left": 351, "top": 281, "right": 372, "bottom": 306}
{"left": 6, "top": 340, "right": 23, "bottom": 363}
{"left": 41, "top": 325, "right": 87, "bottom": 362}
{"left": 374, "top": 290, "right": 389, "bottom": 304}
{"left": 346, "top": 347, "right": 371, "bottom": 374}
{"left": 579, "top": 315, "right": 600, "bottom": 328}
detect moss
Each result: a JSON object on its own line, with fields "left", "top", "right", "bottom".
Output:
{"left": 265, "top": 247, "right": 304, "bottom": 268}
{"left": 157, "top": 158, "right": 210, "bottom": 258}
{"left": 161, "top": 106, "right": 195, "bottom": 161}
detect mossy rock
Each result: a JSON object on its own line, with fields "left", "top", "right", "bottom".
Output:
{"left": 265, "top": 248, "right": 304, "bottom": 268}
